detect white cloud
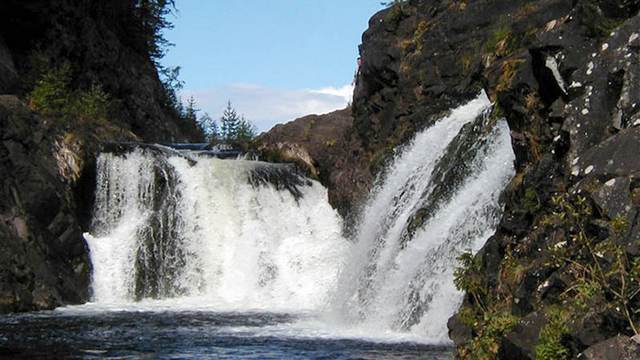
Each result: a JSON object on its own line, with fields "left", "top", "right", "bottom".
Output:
{"left": 309, "top": 84, "right": 355, "bottom": 103}
{"left": 181, "top": 83, "right": 354, "bottom": 132}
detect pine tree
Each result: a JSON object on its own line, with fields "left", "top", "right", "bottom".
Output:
{"left": 184, "top": 95, "right": 199, "bottom": 122}
{"left": 198, "top": 112, "right": 219, "bottom": 143}
{"left": 133, "top": 0, "right": 176, "bottom": 63}
{"left": 220, "top": 101, "right": 240, "bottom": 142}
{"left": 236, "top": 115, "right": 257, "bottom": 143}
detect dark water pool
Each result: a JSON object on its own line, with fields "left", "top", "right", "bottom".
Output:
{"left": 0, "top": 309, "right": 453, "bottom": 359}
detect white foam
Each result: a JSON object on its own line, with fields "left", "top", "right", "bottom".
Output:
{"left": 83, "top": 92, "right": 515, "bottom": 345}
{"left": 87, "top": 155, "right": 349, "bottom": 311}
{"left": 327, "top": 92, "right": 515, "bottom": 343}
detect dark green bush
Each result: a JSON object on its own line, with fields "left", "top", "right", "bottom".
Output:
{"left": 27, "top": 65, "right": 110, "bottom": 125}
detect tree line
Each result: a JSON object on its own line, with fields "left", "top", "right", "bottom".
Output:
{"left": 181, "top": 97, "right": 256, "bottom": 144}
{"left": 130, "top": 1, "right": 257, "bottom": 144}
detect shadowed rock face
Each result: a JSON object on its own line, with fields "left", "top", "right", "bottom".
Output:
{"left": 248, "top": 164, "right": 312, "bottom": 201}
{"left": 0, "top": 1, "right": 204, "bottom": 313}
{"left": 442, "top": 2, "right": 640, "bottom": 358}
{"left": 0, "top": 35, "right": 17, "bottom": 94}
{"left": 0, "top": 0, "right": 203, "bottom": 143}
{"left": 0, "top": 96, "right": 90, "bottom": 312}
{"left": 255, "top": 108, "right": 370, "bottom": 219}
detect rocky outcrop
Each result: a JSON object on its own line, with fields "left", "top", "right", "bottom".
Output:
{"left": 0, "top": 96, "right": 89, "bottom": 312}
{"left": 0, "top": 0, "right": 202, "bottom": 142}
{"left": 0, "top": 1, "right": 203, "bottom": 313}
{"left": 255, "top": 108, "right": 370, "bottom": 218}
{"left": 259, "top": 0, "right": 640, "bottom": 357}
{"left": 442, "top": 1, "right": 640, "bottom": 358}
{"left": 581, "top": 336, "right": 640, "bottom": 359}
{"left": 258, "top": 0, "right": 576, "bottom": 215}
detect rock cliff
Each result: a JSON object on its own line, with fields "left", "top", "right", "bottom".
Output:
{"left": 258, "top": 0, "right": 640, "bottom": 357}
{"left": 255, "top": 108, "right": 370, "bottom": 219}
{"left": 0, "top": 0, "right": 203, "bottom": 313}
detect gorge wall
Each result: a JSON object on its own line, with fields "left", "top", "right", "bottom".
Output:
{"left": 0, "top": 0, "right": 202, "bottom": 313}
{"left": 258, "top": 0, "right": 640, "bottom": 357}
{"left": 1, "top": 0, "right": 639, "bottom": 356}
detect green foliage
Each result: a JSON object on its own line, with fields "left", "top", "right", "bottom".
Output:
{"left": 133, "top": 0, "right": 177, "bottom": 62}
{"left": 324, "top": 139, "right": 337, "bottom": 147}
{"left": 131, "top": 1, "right": 192, "bottom": 123}
{"left": 236, "top": 116, "right": 257, "bottom": 143}
{"left": 384, "top": 0, "right": 407, "bottom": 27}
{"left": 183, "top": 96, "right": 199, "bottom": 122}
{"left": 485, "top": 25, "right": 513, "bottom": 56}
{"left": 523, "top": 187, "right": 540, "bottom": 211}
{"left": 412, "top": 20, "right": 430, "bottom": 53}
{"left": 159, "top": 65, "right": 184, "bottom": 112}
{"left": 578, "top": 2, "right": 624, "bottom": 38}
{"left": 27, "top": 64, "right": 73, "bottom": 116}
{"left": 611, "top": 215, "right": 629, "bottom": 235}
{"left": 73, "top": 84, "right": 110, "bottom": 122}
{"left": 220, "top": 101, "right": 240, "bottom": 141}
{"left": 535, "top": 309, "right": 570, "bottom": 360}
{"left": 456, "top": 253, "right": 521, "bottom": 359}
{"left": 571, "top": 280, "right": 602, "bottom": 311}
{"left": 544, "top": 193, "right": 640, "bottom": 336}
{"left": 198, "top": 112, "right": 219, "bottom": 144}
{"left": 461, "top": 53, "right": 474, "bottom": 74}
{"left": 218, "top": 101, "right": 256, "bottom": 144}
{"left": 28, "top": 65, "right": 110, "bottom": 125}
{"left": 455, "top": 250, "right": 488, "bottom": 312}
{"left": 459, "top": 310, "right": 519, "bottom": 360}
{"left": 496, "top": 58, "right": 525, "bottom": 93}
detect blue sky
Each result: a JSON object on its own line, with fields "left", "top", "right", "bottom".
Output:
{"left": 161, "top": 0, "right": 384, "bottom": 131}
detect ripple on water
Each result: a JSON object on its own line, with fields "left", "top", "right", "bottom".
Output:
{"left": 0, "top": 309, "right": 453, "bottom": 359}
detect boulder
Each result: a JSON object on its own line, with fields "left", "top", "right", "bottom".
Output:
{"left": 577, "top": 127, "right": 640, "bottom": 179}
{"left": 447, "top": 312, "right": 473, "bottom": 347}
{"left": 581, "top": 335, "right": 640, "bottom": 360}
{"left": 499, "top": 312, "right": 547, "bottom": 360}
{"left": 256, "top": 108, "right": 369, "bottom": 217}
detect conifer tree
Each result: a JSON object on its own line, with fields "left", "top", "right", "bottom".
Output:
{"left": 220, "top": 101, "right": 240, "bottom": 141}
{"left": 184, "top": 95, "right": 199, "bottom": 122}
{"left": 236, "top": 115, "right": 257, "bottom": 143}
{"left": 198, "top": 112, "right": 219, "bottom": 143}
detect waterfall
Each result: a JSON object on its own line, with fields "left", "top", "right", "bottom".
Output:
{"left": 329, "top": 92, "right": 515, "bottom": 342}
{"left": 84, "top": 92, "right": 514, "bottom": 343}
{"left": 85, "top": 148, "right": 349, "bottom": 311}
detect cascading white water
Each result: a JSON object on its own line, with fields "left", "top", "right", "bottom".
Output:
{"left": 329, "top": 92, "right": 515, "bottom": 343}
{"left": 83, "top": 92, "right": 514, "bottom": 344}
{"left": 85, "top": 151, "right": 349, "bottom": 311}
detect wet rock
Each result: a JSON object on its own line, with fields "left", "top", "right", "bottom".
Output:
{"left": 570, "top": 310, "right": 629, "bottom": 349}
{"left": 248, "top": 163, "right": 311, "bottom": 201}
{"left": 0, "top": 35, "right": 17, "bottom": 94}
{"left": 577, "top": 127, "right": 640, "bottom": 178}
{"left": 0, "top": 0, "right": 209, "bottom": 314}
{"left": 447, "top": 313, "right": 473, "bottom": 347}
{"left": 590, "top": 176, "right": 632, "bottom": 219}
{"left": 255, "top": 108, "right": 368, "bottom": 218}
{"left": 499, "top": 311, "right": 547, "bottom": 360}
{"left": 581, "top": 335, "right": 640, "bottom": 360}
{"left": 445, "top": 1, "right": 640, "bottom": 357}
